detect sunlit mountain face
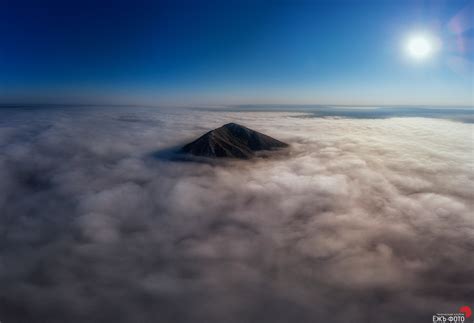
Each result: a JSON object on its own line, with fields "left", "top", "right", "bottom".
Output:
{"left": 0, "top": 106, "right": 472, "bottom": 323}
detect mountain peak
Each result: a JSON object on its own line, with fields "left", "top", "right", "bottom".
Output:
{"left": 181, "top": 123, "right": 288, "bottom": 159}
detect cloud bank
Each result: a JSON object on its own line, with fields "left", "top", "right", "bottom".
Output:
{"left": 0, "top": 107, "right": 473, "bottom": 323}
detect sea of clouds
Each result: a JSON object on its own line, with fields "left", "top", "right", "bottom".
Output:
{"left": 0, "top": 106, "right": 473, "bottom": 323}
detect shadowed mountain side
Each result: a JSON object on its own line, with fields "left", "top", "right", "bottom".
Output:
{"left": 181, "top": 123, "right": 288, "bottom": 159}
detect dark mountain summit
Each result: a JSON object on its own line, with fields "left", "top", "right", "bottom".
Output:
{"left": 181, "top": 123, "right": 288, "bottom": 159}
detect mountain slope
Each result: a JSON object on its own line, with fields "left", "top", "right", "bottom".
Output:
{"left": 181, "top": 123, "right": 288, "bottom": 159}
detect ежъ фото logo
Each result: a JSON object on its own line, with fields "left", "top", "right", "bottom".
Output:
{"left": 459, "top": 306, "right": 472, "bottom": 319}
{"left": 433, "top": 305, "right": 472, "bottom": 322}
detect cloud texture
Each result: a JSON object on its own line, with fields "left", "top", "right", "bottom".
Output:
{"left": 0, "top": 107, "right": 473, "bottom": 323}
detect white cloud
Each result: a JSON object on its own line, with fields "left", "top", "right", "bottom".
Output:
{"left": 0, "top": 107, "right": 472, "bottom": 322}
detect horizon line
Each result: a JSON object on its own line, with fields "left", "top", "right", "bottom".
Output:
{"left": 0, "top": 102, "right": 473, "bottom": 109}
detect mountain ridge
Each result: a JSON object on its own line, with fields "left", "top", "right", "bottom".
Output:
{"left": 181, "top": 123, "right": 288, "bottom": 159}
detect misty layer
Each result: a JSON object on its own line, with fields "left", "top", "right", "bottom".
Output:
{"left": 0, "top": 107, "right": 473, "bottom": 323}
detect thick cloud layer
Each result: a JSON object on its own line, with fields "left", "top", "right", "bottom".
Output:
{"left": 0, "top": 107, "right": 473, "bottom": 323}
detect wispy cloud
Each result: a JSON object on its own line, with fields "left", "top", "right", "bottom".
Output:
{"left": 0, "top": 107, "right": 472, "bottom": 322}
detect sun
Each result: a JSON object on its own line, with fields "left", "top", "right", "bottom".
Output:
{"left": 407, "top": 36, "right": 432, "bottom": 58}
{"left": 405, "top": 33, "right": 440, "bottom": 60}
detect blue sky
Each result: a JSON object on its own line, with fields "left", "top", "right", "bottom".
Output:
{"left": 1, "top": 0, "right": 473, "bottom": 106}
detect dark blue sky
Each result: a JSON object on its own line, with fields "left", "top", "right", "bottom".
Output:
{"left": 1, "top": 0, "right": 473, "bottom": 106}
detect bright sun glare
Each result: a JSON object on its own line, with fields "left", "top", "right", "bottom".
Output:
{"left": 405, "top": 33, "right": 440, "bottom": 60}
